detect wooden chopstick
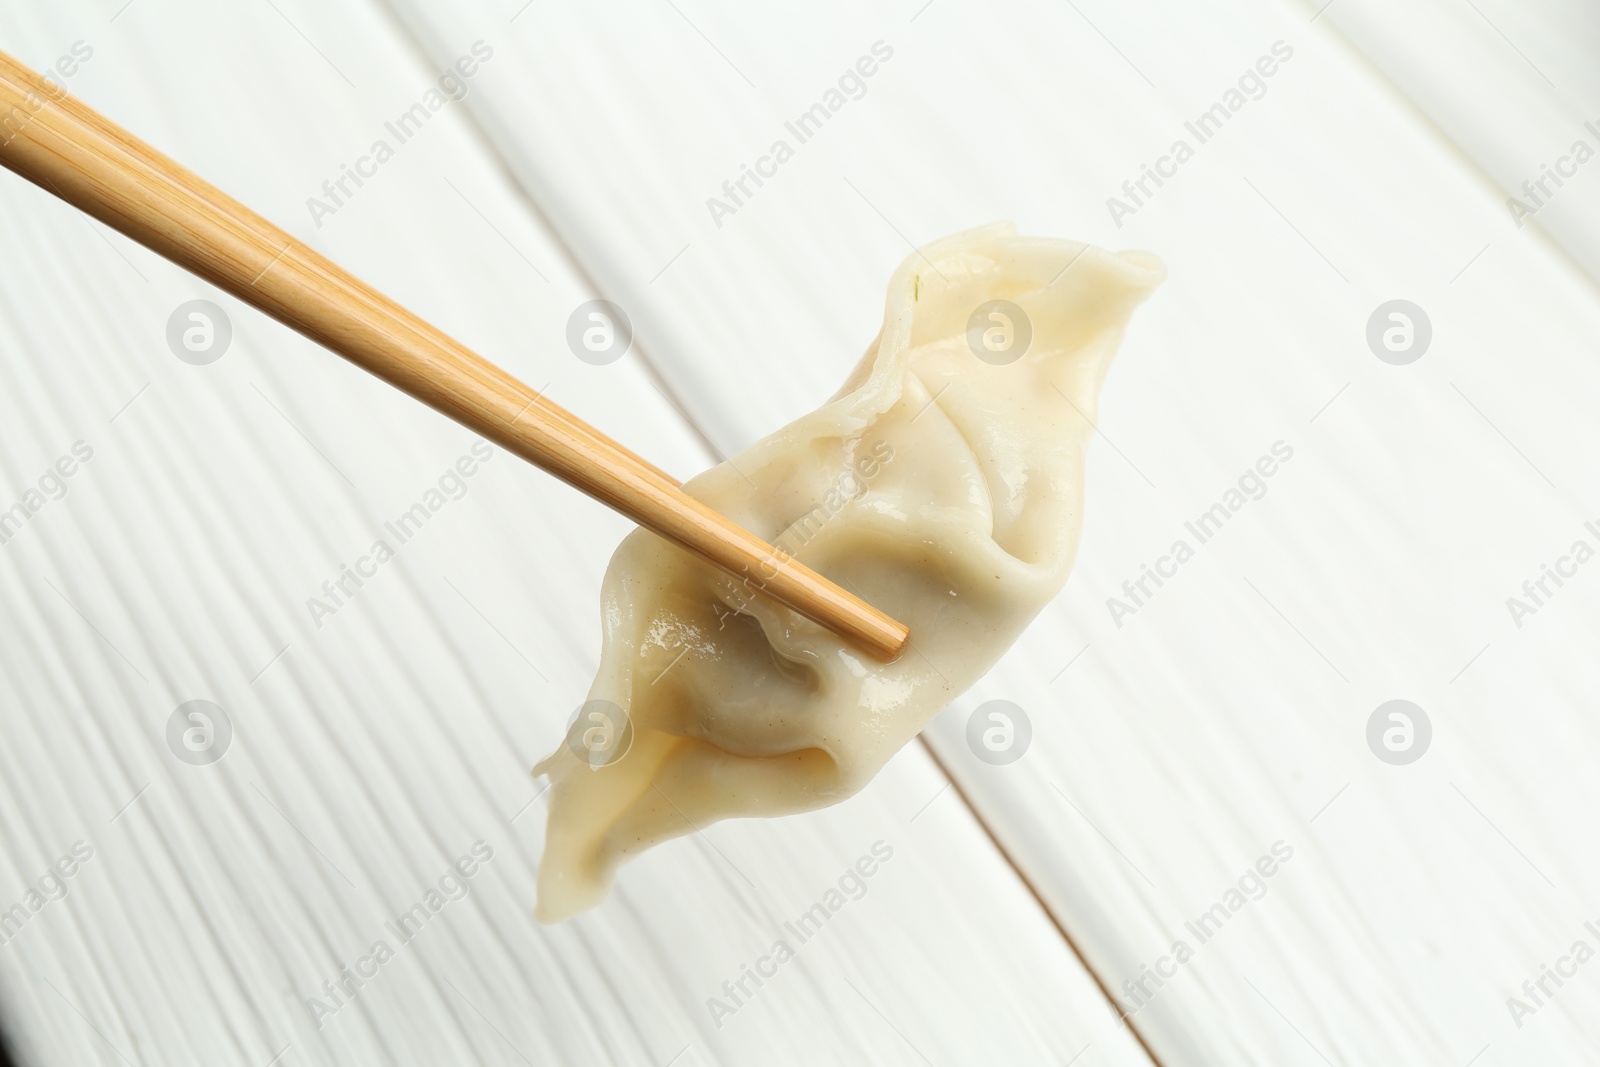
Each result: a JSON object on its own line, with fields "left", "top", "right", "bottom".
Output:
{"left": 0, "top": 49, "right": 910, "bottom": 662}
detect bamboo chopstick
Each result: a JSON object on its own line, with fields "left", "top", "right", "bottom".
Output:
{"left": 0, "top": 49, "right": 909, "bottom": 661}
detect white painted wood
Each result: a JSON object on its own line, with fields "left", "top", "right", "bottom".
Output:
{"left": 378, "top": 0, "right": 1600, "bottom": 1063}
{"left": 1320, "top": 0, "right": 1600, "bottom": 283}
{"left": 0, "top": 3, "right": 1153, "bottom": 1066}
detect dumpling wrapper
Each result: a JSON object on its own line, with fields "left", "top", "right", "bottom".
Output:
{"left": 534, "top": 223, "right": 1163, "bottom": 921}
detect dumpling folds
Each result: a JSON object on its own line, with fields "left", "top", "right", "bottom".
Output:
{"left": 534, "top": 222, "right": 1163, "bottom": 920}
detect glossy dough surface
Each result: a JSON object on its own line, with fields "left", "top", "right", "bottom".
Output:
{"left": 534, "top": 223, "right": 1162, "bottom": 920}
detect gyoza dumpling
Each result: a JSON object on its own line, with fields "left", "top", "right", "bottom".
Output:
{"left": 534, "top": 222, "right": 1163, "bottom": 920}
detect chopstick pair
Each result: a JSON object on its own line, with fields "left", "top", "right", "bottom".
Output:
{"left": 0, "top": 48, "right": 909, "bottom": 661}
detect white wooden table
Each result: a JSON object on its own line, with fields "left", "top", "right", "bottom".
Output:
{"left": 0, "top": 1, "right": 1596, "bottom": 1063}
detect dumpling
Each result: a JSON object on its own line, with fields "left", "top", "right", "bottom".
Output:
{"left": 533, "top": 222, "right": 1163, "bottom": 921}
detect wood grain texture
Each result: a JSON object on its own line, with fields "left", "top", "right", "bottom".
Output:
{"left": 1318, "top": 0, "right": 1600, "bottom": 284}
{"left": 377, "top": 0, "right": 1600, "bottom": 1063}
{"left": 0, "top": 3, "right": 1152, "bottom": 1066}
{"left": 0, "top": 46, "right": 908, "bottom": 662}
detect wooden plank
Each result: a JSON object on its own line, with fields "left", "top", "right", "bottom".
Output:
{"left": 0, "top": 3, "right": 1154, "bottom": 1065}
{"left": 1320, "top": 0, "right": 1600, "bottom": 282}
{"left": 380, "top": 0, "right": 1600, "bottom": 1062}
